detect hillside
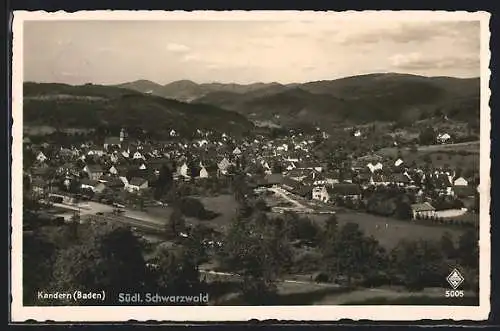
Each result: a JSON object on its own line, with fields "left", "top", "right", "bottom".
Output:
{"left": 23, "top": 83, "right": 254, "bottom": 136}
{"left": 193, "top": 73, "right": 480, "bottom": 129}
{"left": 115, "top": 80, "right": 286, "bottom": 102}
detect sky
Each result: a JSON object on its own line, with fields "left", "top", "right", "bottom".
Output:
{"left": 23, "top": 19, "right": 481, "bottom": 85}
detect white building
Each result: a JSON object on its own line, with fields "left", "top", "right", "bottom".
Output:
{"left": 454, "top": 177, "right": 469, "bottom": 186}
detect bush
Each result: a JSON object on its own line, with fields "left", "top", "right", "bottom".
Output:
{"left": 176, "top": 197, "right": 218, "bottom": 220}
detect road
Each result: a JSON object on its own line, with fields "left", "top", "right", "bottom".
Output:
{"left": 198, "top": 270, "right": 341, "bottom": 288}
{"left": 52, "top": 201, "right": 164, "bottom": 226}
{"left": 268, "top": 187, "right": 314, "bottom": 212}
{"left": 85, "top": 213, "right": 164, "bottom": 233}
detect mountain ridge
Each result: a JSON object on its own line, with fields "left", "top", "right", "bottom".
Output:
{"left": 23, "top": 82, "right": 254, "bottom": 136}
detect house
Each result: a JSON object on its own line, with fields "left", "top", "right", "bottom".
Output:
{"left": 410, "top": 202, "right": 436, "bottom": 220}
{"left": 98, "top": 175, "right": 125, "bottom": 189}
{"left": 233, "top": 147, "right": 242, "bottom": 156}
{"left": 390, "top": 173, "right": 411, "bottom": 187}
{"left": 394, "top": 158, "right": 404, "bottom": 167}
{"left": 328, "top": 184, "right": 362, "bottom": 200}
{"left": 286, "top": 168, "right": 311, "bottom": 182}
{"left": 199, "top": 166, "right": 209, "bottom": 179}
{"left": 133, "top": 151, "right": 145, "bottom": 160}
{"left": 437, "top": 133, "right": 452, "bottom": 144}
{"left": 256, "top": 174, "right": 284, "bottom": 187}
{"left": 109, "top": 153, "right": 121, "bottom": 164}
{"left": 454, "top": 177, "right": 468, "bottom": 186}
{"left": 36, "top": 151, "right": 48, "bottom": 163}
{"left": 312, "top": 172, "right": 328, "bottom": 186}
{"left": 218, "top": 157, "right": 232, "bottom": 175}
{"left": 80, "top": 179, "right": 106, "bottom": 193}
{"left": 312, "top": 186, "right": 330, "bottom": 203}
{"left": 370, "top": 173, "right": 390, "bottom": 186}
{"left": 87, "top": 147, "right": 105, "bottom": 157}
{"left": 367, "top": 162, "right": 383, "bottom": 173}
{"left": 126, "top": 177, "right": 148, "bottom": 192}
{"left": 103, "top": 137, "right": 121, "bottom": 151}
{"left": 109, "top": 165, "right": 118, "bottom": 175}
{"left": 58, "top": 163, "right": 79, "bottom": 176}
{"left": 178, "top": 162, "right": 190, "bottom": 179}
{"left": 83, "top": 164, "right": 104, "bottom": 181}
{"left": 284, "top": 161, "right": 296, "bottom": 171}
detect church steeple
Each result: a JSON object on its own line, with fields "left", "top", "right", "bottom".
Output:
{"left": 120, "top": 128, "right": 127, "bottom": 142}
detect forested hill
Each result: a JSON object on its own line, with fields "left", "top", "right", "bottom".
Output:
{"left": 23, "top": 82, "right": 254, "bottom": 136}
{"left": 192, "top": 73, "right": 480, "bottom": 128}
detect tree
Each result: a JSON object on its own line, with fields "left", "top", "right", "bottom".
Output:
{"left": 165, "top": 207, "right": 186, "bottom": 239}
{"left": 419, "top": 127, "right": 437, "bottom": 145}
{"left": 150, "top": 245, "right": 201, "bottom": 297}
{"left": 218, "top": 211, "right": 292, "bottom": 304}
{"left": 322, "top": 222, "right": 385, "bottom": 286}
{"left": 185, "top": 224, "right": 209, "bottom": 265}
{"left": 440, "top": 232, "right": 457, "bottom": 260}
{"left": 23, "top": 232, "right": 56, "bottom": 305}
{"left": 457, "top": 228, "right": 479, "bottom": 269}
{"left": 286, "top": 216, "right": 321, "bottom": 244}
{"left": 390, "top": 239, "right": 447, "bottom": 291}
{"left": 50, "top": 223, "right": 148, "bottom": 304}
{"left": 254, "top": 198, "right": 270, "bottom": 212}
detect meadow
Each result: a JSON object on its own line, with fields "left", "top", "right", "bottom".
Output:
{"left": 376, "top": 141, "right": 479, "bottom": 170}
{"left": 146, "top": 193, "right": 467, "bottom": 250}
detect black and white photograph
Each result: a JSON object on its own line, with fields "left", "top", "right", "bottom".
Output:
{"left": 11, "top": 10, "right": 491, "bottom": 322}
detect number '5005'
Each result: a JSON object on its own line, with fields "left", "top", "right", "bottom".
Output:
{"left": 445, "top": 290, "right": 464, "bottom": 297}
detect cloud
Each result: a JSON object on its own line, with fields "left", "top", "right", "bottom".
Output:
{"left": 389, "top": 52, "right": 479, "bottom": 71}
{"left": 166, "top": 42, "right": 190, "bottom": 53}
{"left": 180, "top": 53, "right": 201, "bottom": 62}
{"left": 341, "top": 21, "right": 479, "bottom": 46}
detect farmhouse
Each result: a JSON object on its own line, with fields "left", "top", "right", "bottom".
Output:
{"left": 410, "top": 202, "right": 436, "bottom": 220}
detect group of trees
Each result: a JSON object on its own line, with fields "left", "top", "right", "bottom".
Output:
{"left": 23, "top": 216, "right": 206, "bottom": 305}
{"left": 419, "top": 126, "right": 437, "bottom": 145}
{"left": 217, "top": 211, "right": 293, "bottom": 304}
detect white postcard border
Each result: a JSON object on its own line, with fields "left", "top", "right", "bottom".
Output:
{"left": 10, "top": 10, "right": 492, "bottom": 322}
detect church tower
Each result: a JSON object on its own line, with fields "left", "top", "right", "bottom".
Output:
{"left": 120, "top": 128, "right": 127, "bottom": 142}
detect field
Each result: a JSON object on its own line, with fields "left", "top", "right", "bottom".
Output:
{"left": 376, "top": 141, "right": 479, "bottom": 170}
{"left": 24, "top": 125, "right": 94, "bottom": 136}
{"left": 145, "top": 194, "right": 238, "bottom": 232}
{"left": 270, "top": 210, "right": 466, "bottom": 249}
{"left": 145, "top": 193, "right": 468, "bottom": 249}
{"left": 145, "top": 192, "right": 468, "bottom": 249}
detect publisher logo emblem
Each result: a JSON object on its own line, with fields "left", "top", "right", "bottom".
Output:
{"left": 446, "top": 268, "right": 464, "bottom": 290}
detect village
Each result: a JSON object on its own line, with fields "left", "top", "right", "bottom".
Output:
{"left": 24, "top": 123, "right": 479, "bottom": 229}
